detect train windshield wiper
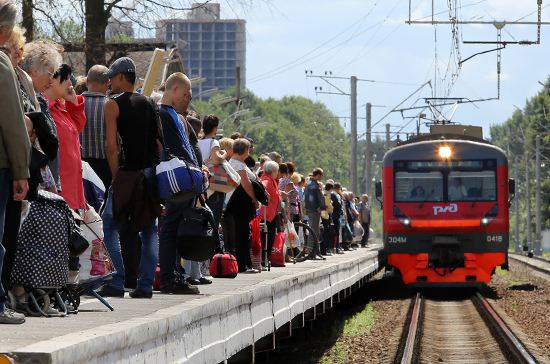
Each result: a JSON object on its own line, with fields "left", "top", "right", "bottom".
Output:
{"left": 419, "top": 188, "right": 435, "bottom": 208}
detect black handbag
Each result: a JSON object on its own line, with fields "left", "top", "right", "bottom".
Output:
{"left": 69, "top": 225, "right": 89, "bottom": 257}
{"left": 176, "top": 195, "right": 221, "bottom": 261}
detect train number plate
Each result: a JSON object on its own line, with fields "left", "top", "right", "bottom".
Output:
{"left": 486, "top": 235, "right": 503, "bottom": 243}
{"left": 388, "top": 236, "right": 407, "bottom": 243}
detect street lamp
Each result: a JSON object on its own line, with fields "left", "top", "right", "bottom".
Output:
{"left": 245, "top": 122, "right": 270, "bottom": 137}
{"left": 190, "top": 77, "right": 206, "bottom": 85}
{"left": 235, "top": 116, "right": 265, "bottom": 133}
{"left": 219, "top": 109, "right": 254, "bottom": 131}
{"left": 194, "top": 88, "right": 223, "bottom": 99}
{"left": 202, "top": 96, "right": 238, "bottom": 122}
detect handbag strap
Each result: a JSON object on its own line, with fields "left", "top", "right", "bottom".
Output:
{"left": 217, "top": 253, "right": 223, "bottom": 275}
{"left": 196, "top": 194, "right": 222, "bottom": 253}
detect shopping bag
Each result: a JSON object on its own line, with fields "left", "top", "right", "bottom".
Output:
{"left": 208, "top": 160, "right": 241, "bottom": 193}
{"left": 284, "top": 221, "right": 299, "bottom": 249}
{"left": 79, "top": 207, "right": 112, "bottom": 282}
{"left": 353, "top": 221, "right": 364, "bottom": 242}
{"left": 270, "top": 232, "right": 286, "bottom": 267}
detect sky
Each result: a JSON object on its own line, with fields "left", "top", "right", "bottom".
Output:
{"left": 209, "top": 0, "right": 550, "bottom": 140}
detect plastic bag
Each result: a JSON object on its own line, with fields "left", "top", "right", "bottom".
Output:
{"left": 284, "top": 221, "right": 299, "bottom": 248}
{"left": 79, "top": 207, "right": 112, "bottom": 282}
{"left": 353, "top": 221, "right": 364, "bottom": 242}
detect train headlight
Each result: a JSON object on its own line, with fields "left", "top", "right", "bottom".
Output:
{"left": 480, "top": 204, "right": 498, "bottom": 226}
{"left": 439, "top": 146, "right": 451, "bottom": 158}
{"left": 394, "top": 206, "right": 412, "bottom": 227}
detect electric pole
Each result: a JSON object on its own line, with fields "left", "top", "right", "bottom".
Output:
{"left": 526, "top": 152, "right": 532, "bottom": 252}
{"left": 234, "top": 66, "right": 241, "bottom": 129}
{"left": 350, "top": 76, "right": 358, "bottom": 194}
{"left": 514, "top": 157, "right": 520, "bottom": 253}
{"left": 535, "top": 135, "right": 542, "bottom": 256}
{"left": 386, "top": 123, "right": 391, "bottom": 149}
{"left": 365, "top": 103, "right": 372, "bottom": 197}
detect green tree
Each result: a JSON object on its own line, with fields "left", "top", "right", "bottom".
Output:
{"left": 490, "top": 76, "right": 550, "bottom": 247}
{"left": 194, "top": 88, "right": 351, "bottom": 187}
{"left": 33, "top": 20, "right": 84, "bottom": 43}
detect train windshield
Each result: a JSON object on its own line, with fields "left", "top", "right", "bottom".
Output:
{"left": 448, "top": 171, "right": 496, "bottom": 201}
{"left": 393, "top": 159, "right": 497, "bottom": 203}
{"left": 395, "top": 172, "right": 444, "bottom": 202}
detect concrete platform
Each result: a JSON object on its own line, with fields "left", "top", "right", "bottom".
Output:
{"left": 1, "top": 246, "right": 381, "bottom": 364}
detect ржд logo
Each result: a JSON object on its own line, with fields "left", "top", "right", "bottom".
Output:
{"left": 433, "top": 204, "right": 458, "bottom": 216}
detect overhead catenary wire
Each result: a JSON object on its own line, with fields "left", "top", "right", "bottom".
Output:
{"left": 247, "top": 4, "right": 380, "bottom": 84}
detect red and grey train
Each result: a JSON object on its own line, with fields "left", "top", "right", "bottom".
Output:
{"left": 376, "top": 131, "right": 513, "bottom": 287}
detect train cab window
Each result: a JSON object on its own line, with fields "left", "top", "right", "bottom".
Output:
{"left": 448, "top": 171, "right": 496, "bottom": 201}
{"left": 395, "top": 171, "right": 444, "bottom": 202}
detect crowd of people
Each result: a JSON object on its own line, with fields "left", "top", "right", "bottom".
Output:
{"left": 0, "top": 0, "right": 371, "bottom": 325}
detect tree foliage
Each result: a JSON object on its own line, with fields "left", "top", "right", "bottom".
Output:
{"left": 193, "top": 88, "right": 351, "bottom": 188}
{"left": 16, "top": 0, "right": 271, "bottom": 71}
{"left": 490, "top": 76, "right": 550, "bottom": 243}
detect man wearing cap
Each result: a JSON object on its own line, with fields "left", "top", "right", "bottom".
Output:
{"left": 97, "top": 57, "right": 161, "bottom": 299}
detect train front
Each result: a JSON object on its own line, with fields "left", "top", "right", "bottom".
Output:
{"left": 379, "top": 138, "right": 510, "bottom": 287}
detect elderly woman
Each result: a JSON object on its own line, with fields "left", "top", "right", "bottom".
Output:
{"left": 259, "top": 161, "right": 281, "bottom": 260}
{"left": 19, "top": 41, "right": 63, "bottom": 191}
{"left": 0, "top": 0, "right": 30, "bottom": 325}
{"left": 43, "top": 63, "right": 86, "bottom": 210}
{"left": 224, "top": 138, "right": 260, "bottom": 273}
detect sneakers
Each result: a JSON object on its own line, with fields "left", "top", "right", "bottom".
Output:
{"left": 0, "top": 308, "right": 25, "bottom": 324}
{"left": 198, "top": 277, "right": 212, "bottom": 285}
{"left": 95, "top": 285, "right": 125, "bottom": 298}
{"left": 160, "top": 279, "right": 200, "bottom": 294}
{"left": 129, "top": 288, "right": 153, "bottom": 298}
{"left": 244, "top": 268, "right": 260, "bottom": 274}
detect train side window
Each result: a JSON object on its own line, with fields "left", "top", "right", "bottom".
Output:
{"left": 448, "top": 171, "right": 496, "bottom": 201}
{"left": 395, "top": 171, "right": 443, "bottom": 202}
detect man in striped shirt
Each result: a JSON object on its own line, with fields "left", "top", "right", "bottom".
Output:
{"left": 80, "top": 65, "right": 111, "bottom": 190}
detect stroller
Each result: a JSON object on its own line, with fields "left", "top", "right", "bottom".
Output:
{"left": 9, "top": 191, "right": 73, "bottom": 317}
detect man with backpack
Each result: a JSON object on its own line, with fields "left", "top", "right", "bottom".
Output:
{"left": 157, "top": 72, "right": 201, "bottom": 294}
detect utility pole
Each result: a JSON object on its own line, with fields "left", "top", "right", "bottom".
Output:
{"left": 385, "top": 123, "right": 391, "bottom": 149}
{"left": 350, "top": 76, "right": 358, "bottom": 194}
{"left": 515, "top": 157, "right": 520, "bottom": 253}
{"left": 535, "top": 135, "right": 542, "bottom": 256}
{"left": 365, "top": 103, "right": 372, "bottom": 197}
{"left": 234, "top": 66, "right": 241, "bottom": 129}
{"left": 526, "top": 152, "right": 532, "bottom": 252}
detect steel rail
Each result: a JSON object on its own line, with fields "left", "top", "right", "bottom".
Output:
{"left": 473, "top": 293, "right": 538, "bottom": 364}
{"left": 401, "top": 292, "right": 422, "bottom": 364}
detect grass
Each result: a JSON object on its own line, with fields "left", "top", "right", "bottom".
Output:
{"left": 321, "top": 301, "right": 379, "bottom": 363}
{"left": 495, "top": 266, "right": 525, "bottom": 286}
{"left": 543, "top": 252, "right": 550, "bottom": 259}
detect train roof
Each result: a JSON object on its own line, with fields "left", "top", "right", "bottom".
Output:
{"left": 383, "top": 135, "right": 507, "bottom": 167}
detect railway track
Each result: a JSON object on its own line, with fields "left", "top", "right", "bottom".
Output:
{"left": 397, "top": 292, "right": 539, "bottom": 364}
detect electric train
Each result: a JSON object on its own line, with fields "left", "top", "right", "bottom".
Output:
{"left": 376, "top": 127, "right": 513, "bottom": 287}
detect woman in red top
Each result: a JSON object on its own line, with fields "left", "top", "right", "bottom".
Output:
{"left": 259, "top": 161, "right": 281, "bottom": 259}
{"left": 43, "top": 64, "right": 86, "bottom": 210}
